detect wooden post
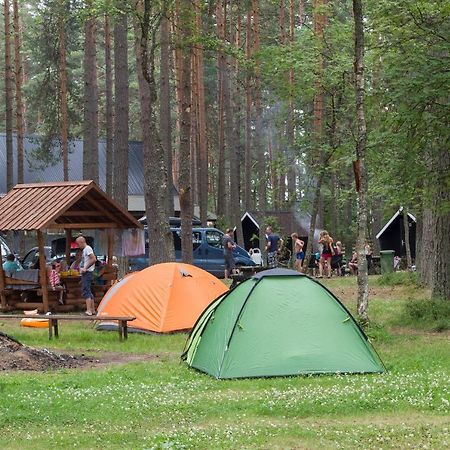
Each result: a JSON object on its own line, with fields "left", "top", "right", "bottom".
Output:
{"left": 37, "top": 230, "right": 49, "bottom": 312}
{"left": 0, "top": 238, "right": 6, "bottom": 310}
{"left": 65, "top": 229, "right": 72, "bottom": 265}
{"left": 107, "top": 228, "right": 113, "bottom": 266}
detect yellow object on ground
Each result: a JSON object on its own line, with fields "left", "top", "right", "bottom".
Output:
{"left": 20, "top": 318, "right": 49, "bottom": 328}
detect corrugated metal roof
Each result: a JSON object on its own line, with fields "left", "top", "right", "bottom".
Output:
{"left": 0, "top": 133, "right": 144, "bottom": 196}
{"left": 0, "top": 181, "right": 143, "bottom": 231}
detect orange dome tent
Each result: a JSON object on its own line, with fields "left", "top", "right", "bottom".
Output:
{"left": 96, "top": 263, "right": 228, "bottom": 333}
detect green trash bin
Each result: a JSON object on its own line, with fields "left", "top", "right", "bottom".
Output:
{"left": 380, "top": 250, "right": 395, "bottom": 274}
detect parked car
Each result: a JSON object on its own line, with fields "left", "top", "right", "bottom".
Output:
{"left": 129, "top": 227, "right": 255, "bottom": 277}
{"left": 1, "top": 235, "right": 12, "bottom": 262}
{"left": 21, "top": 246, "right": 54, "bottom": 269}
{"left": 21, "top": 246, "right": 82, "bottom": 269}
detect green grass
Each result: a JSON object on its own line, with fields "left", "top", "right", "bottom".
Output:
{"left": 0, "top": 276, "right": 449, "bottom": 449}
{"left": 376, "top": 271, "right": 418, "bottom": 287}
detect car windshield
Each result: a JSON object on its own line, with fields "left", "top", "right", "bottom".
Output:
{"left": 1, "top": 239, "right": 10, "bottom": 260}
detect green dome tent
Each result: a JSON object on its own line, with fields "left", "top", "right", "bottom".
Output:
{"left": 182, "top": 269, "right": 385, "bottom": 379}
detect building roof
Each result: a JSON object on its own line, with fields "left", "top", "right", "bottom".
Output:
{"left": 376, "top": 207, "right": 417, "bottom": 239}
{"left": 0, "top": 133, "right": 174, "bottom": 198}
{"left": 243, "top": 210, "right": 314, "bottom": 237}
{"left": 0, "top": 181, "right": 142, "bottom": 231}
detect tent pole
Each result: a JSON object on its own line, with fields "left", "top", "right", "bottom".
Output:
{"left": 37, "top": 230, "right": 49, "bottom": 312}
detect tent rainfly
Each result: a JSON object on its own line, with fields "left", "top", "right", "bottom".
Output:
{"left": 182, "top": 269, "right": 385, "bottom": 379}
{"left": 96, "top": 263, "right": 228, "bottom": 333}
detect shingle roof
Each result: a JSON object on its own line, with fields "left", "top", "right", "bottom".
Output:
{"left": 0, "top": 181, "right": 142, "bottom": 231}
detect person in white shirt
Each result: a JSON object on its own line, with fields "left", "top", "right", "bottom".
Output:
{"left": 75, "top": 236, "right": 97, "bottom": 315}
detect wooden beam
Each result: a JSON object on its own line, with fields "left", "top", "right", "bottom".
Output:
{"left": 65, "top": 229, "right": 72, "bottom": 265}
{"left": 84, "top": 193, "right": 129, "bottom": 228}
{"left": 37, "top": 230, "right": 49, "bottom": 313}
{"left": 62, "top": 211, "right": 103, "bottom": 217}
{"left": 48, "top": 223, "right": 117, "bottom": 229}
{"left": 107, "top": 228, "right": 113, "bottom": 266}
{"left": 0, "top": 240, "right": 6, "bottom": 310}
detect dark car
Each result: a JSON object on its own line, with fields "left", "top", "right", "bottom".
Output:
{"left": 21, "top": 246, "right": 81, "bottom": 269}
{"left": 1, "top": 235, "right": 12, "bottom": 263}
{"left": 21, "top": 246, "right": 56, "bottom": 269}
{"left": 129, "top": 227, "right": 254, "bottom": 277}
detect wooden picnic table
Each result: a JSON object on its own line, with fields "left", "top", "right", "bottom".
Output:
{"left": 229, "top": 265, "right": 266, "bottom": 288}
{"left": 0, "top": 314, "right": 135, "bottom": 341}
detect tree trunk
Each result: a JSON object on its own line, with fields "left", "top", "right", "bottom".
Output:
{"left": 113, "top": 5, "right": 129, "bottom": 209}
{"left": 286, "top": 0, "right": 296, "bottom": 203}
{"left": 418, "top": 204, "right": 433, "bottom": 287}
{"left": 216, "top": 0, "right": 227, "bottom": 220}
{"left": 178, "top": 0, "right": 193, "bottom": 264}
{"left": 104, "top": 14, "right": 114, "bottom": 195}
{"left": 224, "top": 1, "right": 238, "bottom": 228}
{"left": 278, "top": 0, "right": 286, "bottom": 209}
{"left": 59, "top": 9, "right": 69, "bottom": 181}
{"left": 135, "top": 0, "right": 174, "bottom": 264}
{"left": 243, "top": 8, "right": 252, "bottom": 212}
{"left": 193, "top": 0, "right": 208, "bottom": 226}
{"left": 4, "top": 0, "right": 14, "bottom": 191}
{"left": 353, "top": 0, "right": 369, "bottom": 325}
{"left": 402, "top": 207, "right": 412, "bottom": 270}
{"left": 232, "top": 1, "right": 244, "bottom": 245}
{"left": 305, "top": 0, "right": 328, "bottom": 269}
{"left": 252, "top": 0, "right": 266, "bottom": 254}
{"left": 171, "top": 11, "right": 181, "bottom": 190}
{"left": 430, "top": 150, "right": 450, "bottom": 299}
{"left": 83, "top": 9, "right": 99, "bottom": 183}
{"left": 13, "top": 0, "right": 24, "bottom": 184}
{"left": 299, "top": 0, "right": 305, "bottom": 26}
{"left": 190, "top": 39, "right": 199, "bottom": 212}
{"left": 160, "top": 13, "right": 174, "bottom": 216}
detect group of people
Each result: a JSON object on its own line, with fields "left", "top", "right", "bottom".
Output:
{"left": 222, "top": 226, "right": 373, "bottom": 280}
{"left": 222, "top": 226, "right": 284, "bottom": 279}
{"left": 2, "top": 236, "right": 98, "bottom": 315}
{"left": 291, "top": 230, "right": 344, "bottom": 277}
{"left": 45, "top": 236, "right": 98, "bottom": 314}
{"left": 347, "top": 243, "right": 373, "bottom": 275}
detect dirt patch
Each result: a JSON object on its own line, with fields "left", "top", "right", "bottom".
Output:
{"left": 389, "top": 327, "right": 450, "bottom": 338}
{"left": 80, "top": 351, "right": 163, "bottom": 369}
{"left": 0, "top": 332, "right": 92, "bottom": 371}
{"left": 0, "top": 332, "right": 165, "bottom": 372}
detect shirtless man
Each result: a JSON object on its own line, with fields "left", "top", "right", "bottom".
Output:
{"left": 291, "top": 233, "right": 305, "bottom": 272}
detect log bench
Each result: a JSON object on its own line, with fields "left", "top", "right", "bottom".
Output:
{"left": 0, "top": 314, "right": 136, "bottom": 341}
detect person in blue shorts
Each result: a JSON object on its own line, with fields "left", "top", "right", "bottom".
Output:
{"left": 291, "top": 233, "right": 305, "bottom": 272}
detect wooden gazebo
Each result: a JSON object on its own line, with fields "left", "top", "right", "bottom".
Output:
{"left": 0, "top": 181, "right": 142, "bottom": 312}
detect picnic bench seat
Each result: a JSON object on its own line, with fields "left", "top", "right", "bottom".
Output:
{"left": 0, "top": 314, "right": 135, "bottom": 341}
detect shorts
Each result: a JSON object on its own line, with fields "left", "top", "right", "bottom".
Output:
{"left": 224, "top": 253, "right": 235, "bottom": 271}
{"left": 267, "top": 251, "right": 278, "bottom": 268}
{"left": 321, "top": 252, "right": 332, "bottom": 260}
{"left": 81, "top": 271, "right": 93, "bottom": 299}
{"left": 296, "top": 251, "right": 305, "bottom": 261}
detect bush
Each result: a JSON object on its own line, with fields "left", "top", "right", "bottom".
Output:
{"left": 403, "top": 298, "right": 450, "bottom": 331}
{"left": 377, "top": 271, "right": 418, "bottom": 286}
